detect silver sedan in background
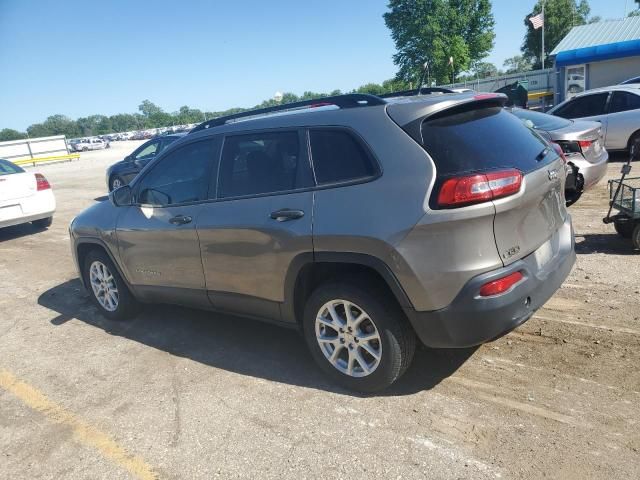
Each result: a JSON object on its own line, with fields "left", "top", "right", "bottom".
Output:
{"left": 548, "top": 85, "right": 640, "bottom": 152}
{"left": 509, "top": 108, "right": 608, "bottom": 205}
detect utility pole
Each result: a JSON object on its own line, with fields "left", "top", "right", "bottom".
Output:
{"left": 542, "top": 1, "right": 545, "bottom": 69}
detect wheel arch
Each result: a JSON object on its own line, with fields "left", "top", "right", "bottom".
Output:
{"left": 75, "top": 238, "right": 132, "bottom": 292}
{"left": 282, "top": 252, "right": 414, "bottom": 325}
{"left": 626, "top": 129, "right": 640, "bottom": 151}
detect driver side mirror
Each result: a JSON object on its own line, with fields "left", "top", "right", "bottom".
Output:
{"left": 110, "top": 185, "right": 133, "bottom": 207}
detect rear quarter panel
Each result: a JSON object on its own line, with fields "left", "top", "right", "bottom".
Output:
{"left": 311, "top": 108, "right": 433, "bottom": 265}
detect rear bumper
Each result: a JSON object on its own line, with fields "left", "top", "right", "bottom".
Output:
{"left": 406, "top": 216, "right": 575, "bottom": 348}
{"left": 569, "top": 150, "right": 608, "bottom": 190}
{"left": 0, "top": 191, "right": 56, "bottom": 229}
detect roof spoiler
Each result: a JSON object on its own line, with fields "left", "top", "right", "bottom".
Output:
{"left": 190, "top": 93, "right": 386, "bottom": 133}
{"left": 386, "top": 93, "right": 508, "bottom": 144}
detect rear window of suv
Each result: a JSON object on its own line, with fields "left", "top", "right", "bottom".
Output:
{"left": 420, "top": 106, "right": 550, "bottom": 177}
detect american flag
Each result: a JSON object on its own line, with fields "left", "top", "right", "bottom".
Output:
{"left": 529, "top": 12, "right": 544, "bottom": 29}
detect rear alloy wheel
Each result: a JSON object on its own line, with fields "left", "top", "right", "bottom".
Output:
{"left": 303, "top": 281, "right": 415, "bottom": 392}
{"left": 315, "top": 299, "right": 383, "bottom": 377}
{"left": 83, "top": 250, "right": 138, "bottom": 320}
{"left": 110, "top": 175, "right": 124, "bottom": 191}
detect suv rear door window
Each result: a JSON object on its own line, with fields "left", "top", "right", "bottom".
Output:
{"left": 137, "top": 139, "right": 216, "bottom": 206}
{"left": 420, "top": 105, "right": 549, "bottom": 177}
{"left": 218, "top": 131, "right": 309, "bottom": 198}
{"left": 609, "top": 91, "right": 640, "bottom": 113}
{"left": 309, "top": 129, "right": 378, "bottom": 184}
{"left": 553, "top": 93, "right": 609, "bottom": 118}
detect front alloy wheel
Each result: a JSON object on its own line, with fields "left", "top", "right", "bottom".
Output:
{"left": 315, "top": 300, "right": 382, "bottom": 377}
{"left": 89, "top": 261, "right": 119, "bottom": 312}
{"left": 83, "top": 249, "right": 138, "bottom": 320}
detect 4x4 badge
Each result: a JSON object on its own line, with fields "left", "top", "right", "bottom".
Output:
{"left": 548, "top": 169, "right": 559, "bottom": 181}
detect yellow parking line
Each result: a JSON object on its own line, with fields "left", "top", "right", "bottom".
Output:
{"left": 0, "top": 369, "right": 157, "bottom": 480}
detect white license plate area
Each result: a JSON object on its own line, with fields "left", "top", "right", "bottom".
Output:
{"left": 0, "top": 205, "right": 22, "bottom": 221}
{"left": 534, "top": 239, "right": 553, "bottom": 269}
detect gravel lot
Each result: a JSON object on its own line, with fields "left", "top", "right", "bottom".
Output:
{"left": 1, "top": 141, "right": 639, "bottom": 479}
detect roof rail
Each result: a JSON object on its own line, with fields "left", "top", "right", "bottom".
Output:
{"left": 190, "top": 93, "right": 386, "bottom": 133}
{"left": 378, "top": 87, "right": 456, "bottom": 98}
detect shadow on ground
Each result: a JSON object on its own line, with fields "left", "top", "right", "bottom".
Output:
{"left": 0, "top": 223, "right": 49, "bottom": 242}
{"left": 575, "top": 232, "right": 637, "bottom": 255}
{"left": 38, "top": 279, "right": 476, "bottom": 397}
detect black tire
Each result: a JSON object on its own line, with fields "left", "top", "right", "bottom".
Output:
{"left": 109, "top": 175, "right": 125, "bottom": 191}
{"left": 83, "top": 249, "right": 139, "bottom": 321}
{"left": 32, "top": 217, "right": 53, "bottom": 229}
{"left": 302, "top": 280, "right": 416, "bottom": 392}
{"left": 614, "top": 220, "right": 633, "bottom": 238}
{"left": 627, "top": 131, "right": 640, "bottom": 154}
{"left": 82, "top": 146, "right": 88, "bottom": 152}
{"left": 632, "top": 223, "right": 640, "bottom": 251}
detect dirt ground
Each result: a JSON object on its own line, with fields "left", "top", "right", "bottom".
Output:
{"left": 0, "top": 142, "right": 638, "bottom": 479}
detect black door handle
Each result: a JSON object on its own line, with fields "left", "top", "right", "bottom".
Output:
{"left": 169, "top": 215, "right": 192, "bottom": 225}
{"left": 270, "top": 209, "right": 304, "bottom": 222}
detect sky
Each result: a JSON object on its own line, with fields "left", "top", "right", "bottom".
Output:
{"left": 0, "top": 0, "right": 634, "bottom": 130}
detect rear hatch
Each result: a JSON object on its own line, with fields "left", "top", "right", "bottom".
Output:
{"left": 387, "top": 95, "right": 567, "bottom": 266}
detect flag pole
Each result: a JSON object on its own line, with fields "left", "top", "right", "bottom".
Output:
{"left": 541, "top": 1, "right": 545, "bottom": 69}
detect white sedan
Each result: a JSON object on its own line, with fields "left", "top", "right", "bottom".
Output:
{"left": 0, "top": 159, "right": 56, "bottom": 229}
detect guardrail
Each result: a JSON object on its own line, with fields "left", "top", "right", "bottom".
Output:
{"left": 13, "top": 153, "right": 81, "bottom": 167}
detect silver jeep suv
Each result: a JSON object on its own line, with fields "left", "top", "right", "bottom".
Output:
{"left": 69, "top": 92, "right": 575, "bottom": 391}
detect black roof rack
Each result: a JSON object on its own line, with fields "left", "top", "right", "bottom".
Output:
{"left": 378, "top": 87, "right": 457, "bottom": 98}
{"left": 190, "top": 93, "right": 386, "bottom": 133}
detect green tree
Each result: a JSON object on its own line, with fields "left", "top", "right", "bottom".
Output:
{"left": 522, "top": 0, "right": 591, "bottom": 69}
{"left": 138, "top": 99, "right": 163, "bottom": 117}
{"left": 382, "top": 78, "right": 412, "bottom": 91}
{"left": 27, "top": 114, "right": 80, "bottom": 138}
{"left": 355, "top": 83, "right": 386, "bottom": 95}
{"left": 0, "top": 128, "right": 27, "bottom": 141}
{"left": 473, "top": 61, "right": 499, "bottom": 78}
{"left": 384, "top": 0, "right": 495, "bottom": 85}
{"left": 503, "top": 55, "right": 533, "bottom": 74}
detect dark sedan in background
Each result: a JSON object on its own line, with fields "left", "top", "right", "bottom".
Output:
{"left": 106, "top": 133, "right": 186, "bottom": 191}
{"left": 509, "top": 108, "right": 608, "bottom": 206}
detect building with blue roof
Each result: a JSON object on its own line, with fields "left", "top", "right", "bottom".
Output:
{"left": 551, "top": 16, "right": 640, "bottom": 103}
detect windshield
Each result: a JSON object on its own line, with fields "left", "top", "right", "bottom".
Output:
{"left": 511, "top": 108, "right": 571, "bottom": 131}
{"left": 0, "top": 159, "right": 25, "bottom": 175}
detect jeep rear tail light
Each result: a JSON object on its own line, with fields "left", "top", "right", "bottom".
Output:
{"left": 35, "top": 173, "right": 51, "bottom": 191}
{"left": 479, "top": 271, "right": 524, "bottom": 297}
{"left": 437, "top": 169, "right": 522, "bottom": 208}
